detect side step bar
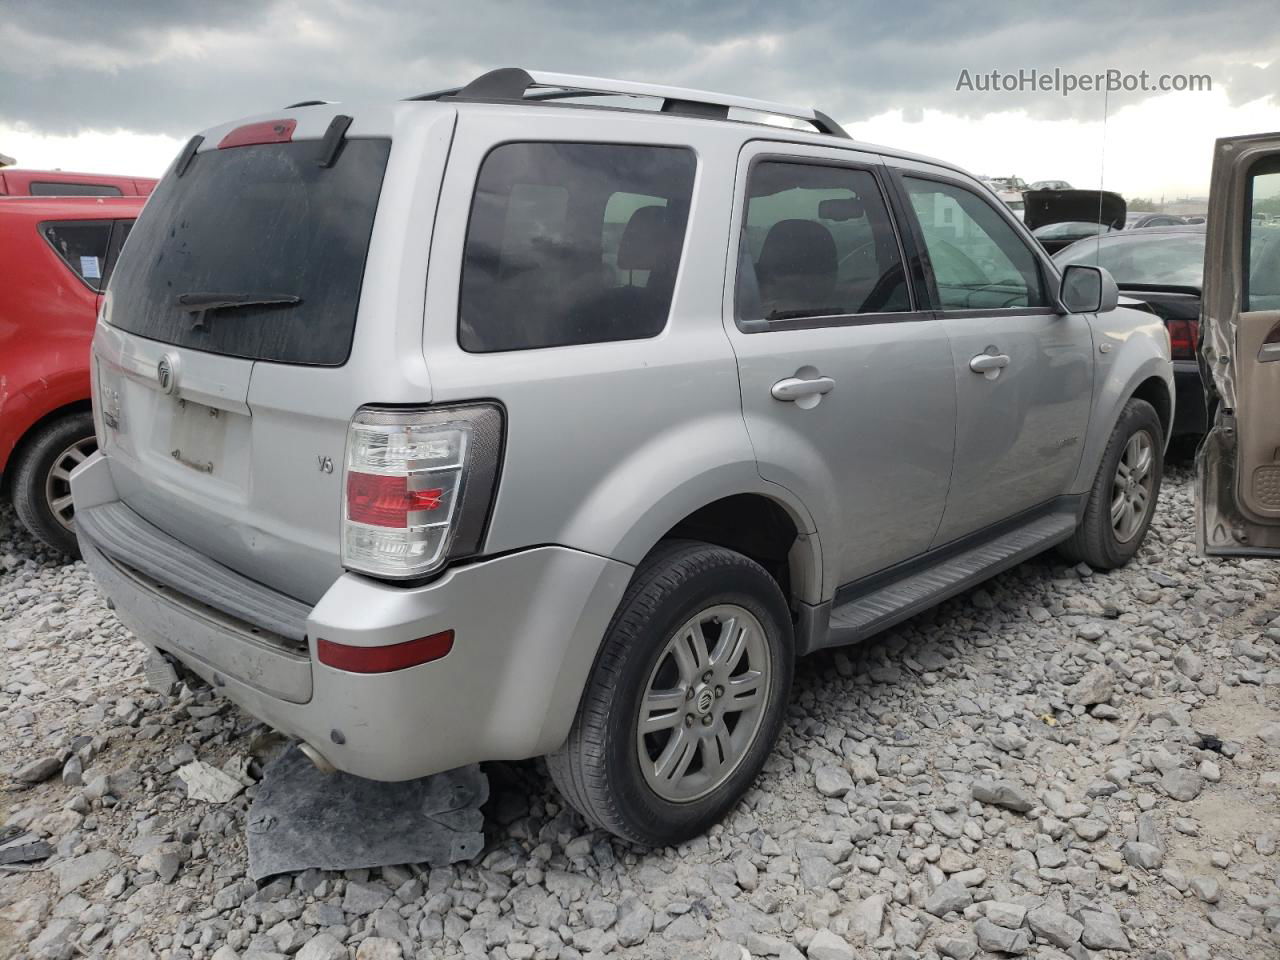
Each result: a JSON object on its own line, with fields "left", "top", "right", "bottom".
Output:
{"left": 820, "top": 512, "right": 1078, "bottom": 650}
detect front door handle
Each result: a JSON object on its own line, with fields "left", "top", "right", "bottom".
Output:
{"left": 772, "top": 375, "right": 835, "bottom": 404}
{"left": 969, "top": 351, "right": 1011, "bottom": 380}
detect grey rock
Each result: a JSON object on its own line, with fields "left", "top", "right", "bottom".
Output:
{"left": 1027, "top": 906, "right": 1083, "bottom": 948}
{"left": 1072, "top": 819, "right": 1108, "bottom": 841}
{"left": 974, "top": 917, "right": 1030, "bottom": 954}
{"left": 616, "top": 898, "right": 653, "bottom": 947}
{"left": 935, "top": 936, "right": 978, "bottom": 960}
{"left": 986, "top": 901, "right": 1027, "bottom": 929}
{"left": 1122, "top": 841, "right": 1164, "bottom": 870}
{"left": 1078, "top": 910, "right": 1130, "bottom": 951}
{"left": 1174, "top": 647, "right": 1204, "bottom": 680}
{"left": 354, "top": 938, "right": 402, "bottom": 960}
{"left": 1066, "top": 666, "right": 1114, "bottom": 706}
{"left": 293, "top": 933, "right": 346, "bottom": 960}
{"left": 814, "top": 764, "right": 853, "bottom": 798}
{"left": 138, "top": 842, "right": 186, "bottom": 883}
{"left": 924, "top": 880, "right": 972, "bottom": 917}
{"left": 341, "top": 880, "right": 391, "bottom": 916}
{"left": 972, "top": 778, "right": 1035, "bottom": 812}
{"left": 806, "top": 929, "right": 854, "bottom": 960}
{"left": 53, "top": 850, "right": 120, "bottom": 895}
{"left": 1190, "top": 875, "right": 1221, "bottom": 903}
{"left": 14, "top": 756, "right": 62, "bottom": 784}
{"left": 849, "top": 894, "right": 886, "bottom": 943}
{"left": 1161, "top": 768, "right": 1204, "bottom": 801}
{"left": 1208, "top": 911, "right": 1253, "bottom": 939}
{"left": 31, "top": 918, "right": 77, "bottom": 960}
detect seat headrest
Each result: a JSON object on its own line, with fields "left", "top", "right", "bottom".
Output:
{"left": 756, "top": 219, "right": 838, "bottom": 303}
{"left": 617, "top": 206, "right": 673, "bottom": 271}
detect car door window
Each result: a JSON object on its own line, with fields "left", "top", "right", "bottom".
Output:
{"left": 904, "top": 177, "right": 1046, "bottom": 310}
{"left": 1246, "top": 164, "right": 1280, "bottom": 311}
{"left": 40, "top": 220, "right": 113, "bottom": 291}
{"left": 736, "top": 161, "right": 910, "bottom": 324}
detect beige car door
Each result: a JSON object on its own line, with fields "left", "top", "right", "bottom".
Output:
{"left": 1198, "top": 132, "right": 1280, "bottom": 555}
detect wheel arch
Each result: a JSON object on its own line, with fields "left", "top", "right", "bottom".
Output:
{"left": 0, "top": 398, "right": 94, "bottom": 497}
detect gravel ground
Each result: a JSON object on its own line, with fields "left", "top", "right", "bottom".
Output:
{"left": 2, "top": 467, "right": 1278, "bottom": 960}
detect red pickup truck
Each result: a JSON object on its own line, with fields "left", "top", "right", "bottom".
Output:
{"left": 0, "top": 195, "right": 146, "bottom": 554}
{"left": 0, "top": 168, "right": 157, "bottom": 197}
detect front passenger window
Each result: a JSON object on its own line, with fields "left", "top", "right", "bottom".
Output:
{"left": 904, "top": 178, "right": 1046, "bottom": 310}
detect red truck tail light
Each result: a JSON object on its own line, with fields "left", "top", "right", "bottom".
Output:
{"left": 218, "top": 119, "right": 296, "bottom": 149}
{"left": 1166, "top": 318, "right": 1199, "bottom": 360}
{"left": 342, "top": 405, "right": 503, "bottom": 579}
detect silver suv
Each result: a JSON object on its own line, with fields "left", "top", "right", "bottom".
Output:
{"left": 72, "top": 69, "right": 1173, "bottom": 845}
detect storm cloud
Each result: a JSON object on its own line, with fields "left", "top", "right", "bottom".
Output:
{"left": 3, "top": 0, "right": 1278, "bottom": 137}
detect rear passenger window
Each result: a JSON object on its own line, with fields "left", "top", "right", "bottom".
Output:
{"left": 736, "top": 161, "right": 910, "bottom": 324}
{"left": 904, "top": 177, "right": 1046, "bottom": 310}
{"left": 30, "top": 182, "right": 123, "bottom": 197}
{"left": 459, "top": 142, "right": 695, "bottom": 352}
{"left": 40, "top": 221, "right": 113, "bottom": 291}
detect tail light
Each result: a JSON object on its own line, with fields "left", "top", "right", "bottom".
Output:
{"left": 1166, "top": 318, "right": 1199, "bottom": 360}
{"left": 342, "top": 404, "right": 503, "bottom": 579}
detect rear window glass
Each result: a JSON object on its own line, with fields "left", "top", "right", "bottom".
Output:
{"left": 31, "top": 182, "right": 123, "bottom": 197}
{"left": 459, "top": 142, "right": 696, "bottom": 352}
{"left": 41, "top": 220, "right": 113, "bottom": 291}
{"left": 1054, "top": 233, "right": 1207, "bottom": 287}
{"left": 108, "top": 138, "right": 390, "bottom": 365}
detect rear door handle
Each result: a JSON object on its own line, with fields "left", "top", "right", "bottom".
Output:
{"left": 771, "top": 375, "right": 835, "bottom": 403}
{"left": 969, "top": 351, "right": 1011, "bottom": 380}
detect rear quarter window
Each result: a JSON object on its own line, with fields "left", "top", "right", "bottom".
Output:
{"left": 41, "top": 220, "right": 114, "bottom": 291}
{"left": 459, "top": 142, "right": 696, "bottom": 352}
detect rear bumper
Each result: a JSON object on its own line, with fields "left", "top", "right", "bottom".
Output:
{"left": 72, "top": 452, "right": 633, "bottom": 781}
{"left": 1171, "top": 359, "right": 1206, "bottom": 438}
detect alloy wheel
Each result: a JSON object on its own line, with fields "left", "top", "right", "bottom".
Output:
{"left": 1111, "top": 429, "right": 1155, "bottom": 543}
{"left": 45, "top": 436, "right": 96, "bottom": 530}
{"left": 635, "top": 603, "right": 771, "bottom": 802}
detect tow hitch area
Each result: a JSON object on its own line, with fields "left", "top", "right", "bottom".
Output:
{"left": 245, "top": 745, "right": 488, "bottom": 882}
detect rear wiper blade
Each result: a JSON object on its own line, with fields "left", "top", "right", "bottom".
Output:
{"left": 177, "top": 292, "right": 302, "bottom": 312}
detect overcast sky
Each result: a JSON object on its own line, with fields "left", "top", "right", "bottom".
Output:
{"left": 3, "top": 0, "right": 1278, "bottom": 199}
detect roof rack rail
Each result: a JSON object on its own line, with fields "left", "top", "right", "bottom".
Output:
{"left": 408, "top": 67, "right": 850, "bottom": 139}
{"left": 285, "top": 100, "right": 332, "bottom": 109}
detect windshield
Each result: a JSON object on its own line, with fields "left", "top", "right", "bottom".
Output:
{"left": 107, "top": 138, "right": 390, "bottom": 365}
{"left": 1055, "top": 232, "right": 1207, "bottom": 287}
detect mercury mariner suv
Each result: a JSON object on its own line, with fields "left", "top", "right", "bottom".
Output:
{"left": 73, "top": 69, "right": 1175, "bottom": 845}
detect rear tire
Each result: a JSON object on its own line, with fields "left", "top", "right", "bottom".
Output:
{"left": 10, "top": 412, "right": 96, "bottom": 559}
{"left": 1061, "top": 398, "right": 1163, "bottom": 570}
{"left": 547, "top": 540, "right": 793, "bottom": 846}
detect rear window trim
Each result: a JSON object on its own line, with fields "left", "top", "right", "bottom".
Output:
{"left": 456, "top": 137, "right": 700, "bottom": 354}
{"left": 37, "top": 217, "right": 116, "bottom": 292}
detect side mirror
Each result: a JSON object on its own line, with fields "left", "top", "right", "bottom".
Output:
{"left": 1060, "top": 263, "right": 1119, "bottom": 314}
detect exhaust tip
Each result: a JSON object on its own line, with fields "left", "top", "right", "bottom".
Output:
{"left": 298, "top": 741, "right": 337, "bottom": 774}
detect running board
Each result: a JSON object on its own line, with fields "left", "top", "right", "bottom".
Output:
{"left": 820, "top": 512, "right": 1078, "bottom": 649}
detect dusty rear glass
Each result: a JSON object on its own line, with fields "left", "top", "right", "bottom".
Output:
{"left": 108, "top": 138, "right": 390, "bottom": 365}
{"left": 459, "top": 142, "right": 696, "bottom": 352}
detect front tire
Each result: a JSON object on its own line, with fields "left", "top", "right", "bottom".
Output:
{"left": 10, "top": 412, "right": 97, "bottom": 558}
{"left": 1061, "top": 398, "right": 1163, "bottom": 570}
{"left": 548, "top": 540, "right": 794, "bottom": 846}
